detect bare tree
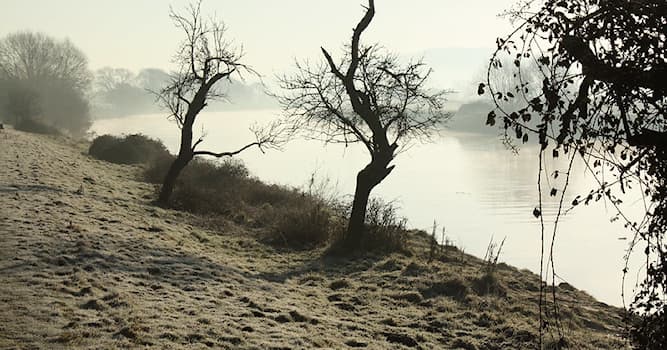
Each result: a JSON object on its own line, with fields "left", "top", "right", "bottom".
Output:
{"left": 93, "top": 67, "right": 134, "bottom": 93}
{"left": 0, "top": 31, "right": 91, "bottom": 135}
{"left": 156, "top": 1, "right": 281, "bottom": 205}
{"left": 278, "top": 0, "right": 450, "bottom": 251}
{"left": 0, "top": 31, "right": 90, "bottom": 91}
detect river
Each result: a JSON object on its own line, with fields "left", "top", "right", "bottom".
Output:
{"left": 91, "top": 109, "right": 645, "bottom": 307}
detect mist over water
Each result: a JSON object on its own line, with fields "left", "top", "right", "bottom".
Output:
{"left": 92, "top": 109, "right": 645, "bottom": 306}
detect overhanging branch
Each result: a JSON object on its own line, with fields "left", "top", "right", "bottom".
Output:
{"left": 193, "top": 141, "right": 262, "bottom": 158}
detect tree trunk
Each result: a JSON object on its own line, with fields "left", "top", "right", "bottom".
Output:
{"left": 157, "top": 121, "right": 196, "bottom": 206}
{"left": 157, "top": 153, "right": 191, "bottom": 205}
{"left": 345, "top": 170, "right": 374, "bottom": 249}
{"left": 344, "top": 153, "right": 394, "bottom": 251}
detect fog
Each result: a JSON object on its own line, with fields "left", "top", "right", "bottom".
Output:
{"left": 0, "top": 0, "right": 645, "bottom": 308}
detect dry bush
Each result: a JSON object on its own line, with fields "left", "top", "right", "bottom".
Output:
{"left": 15, "top": 117, "right": 61, "bottom": 135}
{"left": 472, "top": 272, "right": 507, "bottom": 297}
{"left": 261, "top": 198, "right": 341, "bottom": 249}
{"left": 143, "top": 153, "right": 176, "bottom": 184}
{"left": 360, "top": 198, "right": 410, "bottom": 254}
{"left": 162, "top": 158, "right": 251, "bottom": 214}
{"left": 472, "top": 235, "right": 508, "bottom": 297}
{"left": 419, "top": 277, "right": 471, "bottom": 301}
{"left": 257, "top": 173, "right": 345, "bottom": 248}
{"left": 89, "top": 134, "right": 169, "bottom": 165}
{"left": 145, "top": 158, "right": 343, "bottom": 248}
{"left": 326, "top": 197, "right": 411, "bottom": 255}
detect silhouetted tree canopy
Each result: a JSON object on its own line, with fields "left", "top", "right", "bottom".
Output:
{"left": 0, "top": 31, "right": 91, "bottom": 135}
{"left": 155, "top": 1, "right": 282, "bottom": 205}
{"left": 279, "top": 0, "right": 450, "bottom": 251}
{"left": 481, "top": 0, "right": 666, "bottom": 347}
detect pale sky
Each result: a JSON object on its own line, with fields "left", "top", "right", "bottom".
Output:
{"left": 0, "top": 0, "right": 514, "bottom": 87}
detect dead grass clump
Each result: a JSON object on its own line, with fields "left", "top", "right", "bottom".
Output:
{"left": 329, "top": 198, "right": 411, "bottom": 254}
{"left": 389, "top": 291, "right": 424, "bottom": 304}
{"left": 451, "top": 336, "right": 480, "bottom": 350}
{"left": 419, "top": 277, "right": 470, "bottom": 301}
{"left": 53, "top": 331, "right": 84, "bottom": 345}
{"left": 333, "top": 198, "right": 410, "bottom": 254}
{"left": 329, "top": 279, "right": 352, "bottom": 290}
{"left": 472, "top": 273, "right": 507, "bottom": 297}
{"left": 147, "top": 158, "right": 344, "bottom": 248}
{"left": 262, "top": 198, "right": 340, "bottom": 248}
{"left": 364, "top": 198, "right": 409, "bottom": 252}
{"left": 89, "top": 133, "right": 169, "bottom": 165}
{"left": 401, "top": 261, "right": 430, "bottom": 276}
{"left": 160, "top": 158, "right": 251, "bottom": 214}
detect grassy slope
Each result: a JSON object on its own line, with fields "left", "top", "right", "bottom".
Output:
{"left": 0, "top": 129, "right": 630, "bottom": 349}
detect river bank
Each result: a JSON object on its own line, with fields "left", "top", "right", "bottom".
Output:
{"left": 0, "top": 128, "right": 629, "bottom": 349}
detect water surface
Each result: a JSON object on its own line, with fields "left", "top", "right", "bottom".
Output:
{"left": 92, "top": 109, "right": 645, "bottom": 306}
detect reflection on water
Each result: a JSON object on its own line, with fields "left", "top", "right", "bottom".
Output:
{"left": 92, "top": 110, "right": 644, "bottom": 306}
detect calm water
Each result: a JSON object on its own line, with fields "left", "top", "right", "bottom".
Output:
{"left": 92, "top": 109, "right": 645, "bottom": 306}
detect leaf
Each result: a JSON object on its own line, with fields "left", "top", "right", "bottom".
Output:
{"left": 477, "top": 83, "right": 486, "bottom": 96}
{"left": 533, "top": 207, "right": 541, "bottom": 218}
{"left": 486, "top": 111, "right": 496, "bottom": 126}
{"left": 522, "top": 134, "right": 529, "bottom": 143}
{"left": 537, "top": 56, "right": 550, "bottom": 65}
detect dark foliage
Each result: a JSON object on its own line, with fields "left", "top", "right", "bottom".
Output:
{"left": 482, "top": 0, "right": 666, "bottom": 347}
{"left": 89, "top": 134, "right": 170, "bottom": 165}
{"left": 14, "top": 117, "right": 61, "bottom": 135}
{"left": 145, "top": 156, "right": 340, "bottom": 248}
{"left": 328, "top": 198, "right": 410, "bottom": 255}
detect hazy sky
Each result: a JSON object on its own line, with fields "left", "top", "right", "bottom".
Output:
{"left": 0, "top": 0, "right": 514, "bottom": 87}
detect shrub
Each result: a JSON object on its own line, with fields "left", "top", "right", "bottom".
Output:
{"left": 327, "top": 198, "right": 411, "bottom": 255}
{"left": 261, "top": 195, "right": 342, "bottom": 248}
{"left": 361, "top": 198, "right": 410, "bottom": 253}
{"left": 165, "top": 158, "right": 251, "bottom": 214}
{"left": 419, "top": 278, "right": 470, "bottom": 301}
{"left": 146, "top": 156, "right": 272, "bottom": 215}
{"left": 89, "top": 134, "right": 169, "bottom": 165}
{"left": 471, "top": 272, "right": 507, "bottom": 297}
{"left": 143, "top": 153, "right": 176, "bottom": 184}
{"left": 15, "top": 117, "right": 60, "bottom": 135}
{"left": 144, "top": 159, "right": 343, "bottom": 249}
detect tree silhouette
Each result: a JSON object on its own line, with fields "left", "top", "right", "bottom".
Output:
{"left": 155, "top": 1, "right": 281, "bottom": 205}
{"left": 481, "top": 0, "right": 666, "bottom": 347}
{"left": 0, "top": 31, "right": 91, "bottom": 135}
{"left": 279, "top": 0, "right": 449, "bottom": 251}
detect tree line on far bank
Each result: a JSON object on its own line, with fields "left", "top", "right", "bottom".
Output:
{"left": 0, "top": 34, "right": 276, "bottom": 136}
{"left": 0, "top": 32, "right": 90, "bottom": 136}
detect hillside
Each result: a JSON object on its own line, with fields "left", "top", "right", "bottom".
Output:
{"left": 0, "top": 129, "right": 630, "bottom": 349}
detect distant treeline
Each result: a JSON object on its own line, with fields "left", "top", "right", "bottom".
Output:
{"left": 0, "top": 32, "right": 92, "bottom": 136}
{"left": 91, "top": 67, "right": 277, "bottom": 119}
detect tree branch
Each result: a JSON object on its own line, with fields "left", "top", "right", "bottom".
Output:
{"left": 561, "top": 35, "right": 667, "bottom": 94}
{"left": 347, "top": 0, "right": 375, "bottom": 79}
{"left": 193, "top": 141, "right": 262, "bottom": 158}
